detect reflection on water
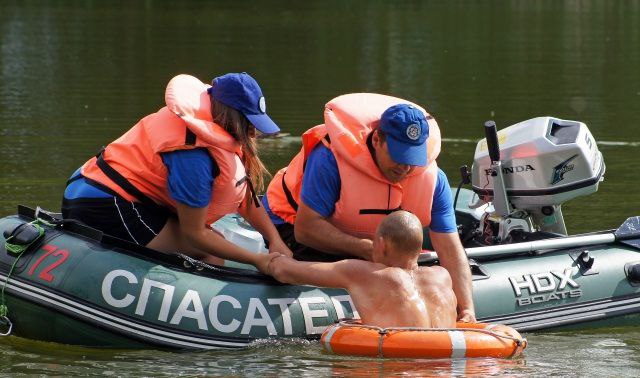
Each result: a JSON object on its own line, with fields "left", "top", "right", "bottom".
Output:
{"left": 325, "top": 357, "right": 528, "bottom": 377}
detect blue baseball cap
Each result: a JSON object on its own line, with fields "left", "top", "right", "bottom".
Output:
{"left": 379, "top": 104, "right": 430, "bottom": 166}
{"left": 207, "top": 72, "right": 280, "bottom": 135}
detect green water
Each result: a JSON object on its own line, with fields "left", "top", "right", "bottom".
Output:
{"left": 1, "top": 1, "right": 640, "bottom": 376}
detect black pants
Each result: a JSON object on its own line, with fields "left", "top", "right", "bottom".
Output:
{"left": 275, "top": 222, "right": 346, "bottom": 262}
{"left": 62, "top": 196, "right": 172, "bottom": 246}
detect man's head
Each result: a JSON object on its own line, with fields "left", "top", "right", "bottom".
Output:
{"left": 372, "top": 211, "right": 424, "bottom": 263}
{"left": 372, "top": 104, "right": 430, "bottom": 183}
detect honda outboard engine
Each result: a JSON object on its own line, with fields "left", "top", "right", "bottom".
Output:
{"left": 469, "top": 117, "right": 605, "bottom": 244}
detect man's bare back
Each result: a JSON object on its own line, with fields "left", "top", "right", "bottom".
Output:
{"left": 341, "top": 262, "right": 456, "bottom": 328}
{"left": 268, "top": 211, "right": 458, "bottom": 328}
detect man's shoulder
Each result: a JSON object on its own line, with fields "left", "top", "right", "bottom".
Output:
{"left": 308, "top": 143, "right": 337, "bottom": 164}
{"left": 369, "top": 265, "right": 411, "bottom": 283}
{"left": 304, "top": 143, "right": 339, "bottom": 179}
{"left": 337, "top": 259, "right": 388, "bottom": 279}
{"left": 412, "top": 266, "right": 437, "bottom": 280}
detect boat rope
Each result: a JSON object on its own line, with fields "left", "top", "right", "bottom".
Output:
{"left": 1, "top": 220, "right": 45, "bottom": 336}
{"left": 0, "top": 254, "right": 21, "bottom": 336}
{"left": 336, "top": 319, "right": 527, "bottom": 351}
{"left": 178, "top": 253, "right": 225, "bottom": 272}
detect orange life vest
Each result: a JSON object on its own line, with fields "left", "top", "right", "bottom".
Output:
{"left": 81, "top": 74, "right": 248, "bottom": 225}
{"left": 265, "top": 93, "right": 442, "bottom": 239}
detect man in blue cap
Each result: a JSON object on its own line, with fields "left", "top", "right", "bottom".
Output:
{"left": 263, "top": 94, "right": 475, "bottom": 323}
{"left": 62, "top": 72, "right": 292, "bottom": 273}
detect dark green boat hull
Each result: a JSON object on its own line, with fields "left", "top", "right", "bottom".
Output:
{"left": 2, "top": 202, "right": 640, "bottom": 350}
{"left": 0, "top": 209, "right": 358, "bottom": 349}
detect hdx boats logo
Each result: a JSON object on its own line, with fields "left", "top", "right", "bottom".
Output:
{"left": 509, "top": 268, "right": 581, "bottom": 306}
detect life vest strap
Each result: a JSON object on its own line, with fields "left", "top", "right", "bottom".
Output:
{"left": 65, "top": 174, "right": 83, "bottom": 186}
{"left": 185, "top": 128, "right": 196, "bottom": 145}
{"left": 282, "top": 133, "right": 331, "bottom": 212}
{"left": 321, "top": 134, "right": 331, "bottom": 148}
{"left": 244, "top": 176, "right": 261, "bottom": 208}
{"left": 359, "top": 206, "right": 402, "bottom": 215}
{"left": 83, "top": 176, "right": 123, "bottom": 197}
{"left": 236, "top": 176, "right": 247, "bottom": 187}
{"left": 95, "top": 149, "right": 158, "bottom": 206}
{"left": 281, "top": 171, "right": 299, "bottom": 211}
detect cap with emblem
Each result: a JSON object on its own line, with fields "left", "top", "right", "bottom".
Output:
{"left": 207, "top": 72, "right": 280, "bottom": 135}
{"left": 379, "top": 103, "right": 430, "bottom": 166}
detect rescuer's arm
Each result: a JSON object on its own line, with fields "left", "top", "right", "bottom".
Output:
{"left": 238, "top": 190, "right": 293, "bottom": 257}
{"left": 294, "top": 202, "right": 373, "bottom": 260}
{"left": 175, "top": 202, "right": 277, "bottom": 274}
{"left": 291, "top": 144, "right": 373, "bottom": 259}
{"left": 430, "top": 230, "right": 476, "bottom": 322}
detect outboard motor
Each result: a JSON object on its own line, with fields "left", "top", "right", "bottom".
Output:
{"left": 470, "top": 117, "right": 605, "bottom": 244}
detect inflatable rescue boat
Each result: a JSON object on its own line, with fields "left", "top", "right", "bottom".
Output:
{"left": 1, "top": 116, "right": 640, "bottom": 350}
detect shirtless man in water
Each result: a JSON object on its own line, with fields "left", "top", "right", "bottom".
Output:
{"left": 267, "top": 211, "right": 458, "bottom": 328}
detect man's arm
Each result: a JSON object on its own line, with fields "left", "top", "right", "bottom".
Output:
{"left": 172, "top": 203, "right": 276, "bottom": 274}
{"left": 292, "top": 144, "right": 374, "bottom": 260}
{"left": 294, "top": 202, "right": 373, "bottom": 260}
{"left": 238, "top": 190, "right": 293, "bottom": 257}
{"left": 268, "top": 254, "right": 369, "bottom": 289}
{"left": 429, "top": 231, "right": 476, "bottom": 322}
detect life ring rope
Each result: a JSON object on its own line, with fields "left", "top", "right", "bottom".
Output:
{"left": 336, "top": 319, "right": 526, "bottom": 345}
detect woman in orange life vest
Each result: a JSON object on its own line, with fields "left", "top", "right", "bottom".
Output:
{"left": 61, "top": 73, "right": 291, "bottom": 273}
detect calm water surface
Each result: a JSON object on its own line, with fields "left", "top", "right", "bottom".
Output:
{"left": 2, "top": 328, "right": 640, "bottom": 377}
{"left": 1, "top": 1, "right": 640, "bottom": 376}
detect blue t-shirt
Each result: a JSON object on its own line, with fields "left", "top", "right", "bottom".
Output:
{"left": 64, "top": 148, "right": 216, "bottom": 208}
{"left": 161, "top": 149, "right": 215, "bottom": 207}
{"left": 263, "top": 144, "right": 458, "bottom": 233}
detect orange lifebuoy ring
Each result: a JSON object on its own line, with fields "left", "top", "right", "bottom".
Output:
{"left": 321, "top": 320, "right": 527, "bottom": 358}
